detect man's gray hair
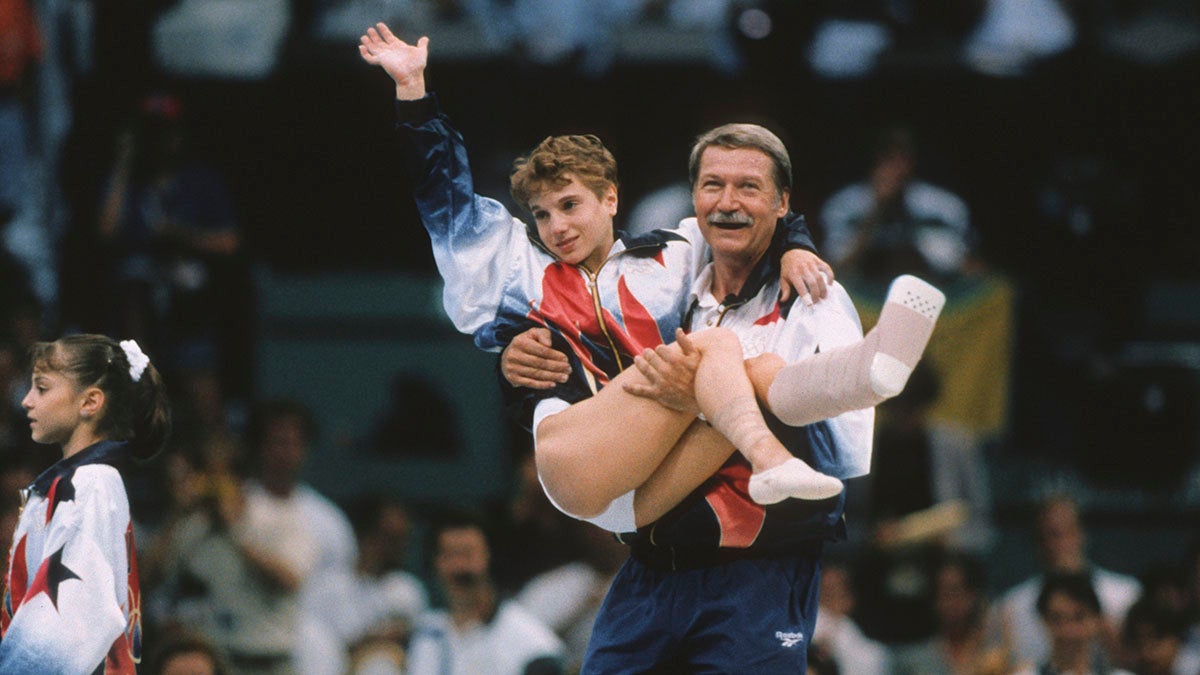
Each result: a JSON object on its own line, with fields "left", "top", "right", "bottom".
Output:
{"left": 687, "top": 123, "right": 793, "bottom": 194}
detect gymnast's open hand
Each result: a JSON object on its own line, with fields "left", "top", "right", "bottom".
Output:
{"left": 780, "top": 248, "right": 834, "bottom": 305}
{"left": 359, "top": 22, "right": 429, "bottom": 100}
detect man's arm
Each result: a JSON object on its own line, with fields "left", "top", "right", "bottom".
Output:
{"left": 500, "top": 328, "right": 570, "bottom": 390}
{"left": 497, "top": 326, "right": 571, "bottom": 432}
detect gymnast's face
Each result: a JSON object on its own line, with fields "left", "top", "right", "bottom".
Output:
{"left": 23, "top": 367, "right": 90, "bottom": 448}
{"left": 529, "top": 174, "right": 617, "bottom": 273}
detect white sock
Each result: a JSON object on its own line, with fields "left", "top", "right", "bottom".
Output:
{"left": 748, "top": 458, "right": 844, "bottom": 504}
{"left": 707, "top": 396, "right": 844, "bottom": 504}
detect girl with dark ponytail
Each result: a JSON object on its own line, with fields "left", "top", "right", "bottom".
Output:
{"left": 1, "top": 334, "right": 171, "bottom": 673}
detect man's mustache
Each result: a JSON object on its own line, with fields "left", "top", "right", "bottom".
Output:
{"left": 707, "top": 212, "right": 753, "bottom": 228}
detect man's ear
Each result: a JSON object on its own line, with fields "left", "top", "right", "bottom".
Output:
{"left": 605, "top": 184, "right": 619, "bottom": 217}
{"left": 777, "top": 188, "right": 790, "bottom": 217}
{"left": 80, "top": 387, "right": 106, "bottom": 420}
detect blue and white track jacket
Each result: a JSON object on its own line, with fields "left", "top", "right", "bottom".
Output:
{"left": 1, "top": 441, "right": 141, "bottom": 673}
{"left": 396, "top": 94, "right": 817, "bottom": 407}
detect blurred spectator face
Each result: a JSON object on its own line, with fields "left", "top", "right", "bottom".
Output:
{"left": 180, "top": 369, "right": 225, "bottom": 429}
{"left": 379, "top": 502, "right": 411, "bottom": 542}
{"left": 1126, "top": 620, "right": 1181, "bottom": 675}
{"left": 693, "top": 146, "right": 789, "bottom": 266}
{"left": 1041, "top": 589, "right": 1100, "bottom": 661}
{"left": 934, "top": 562, "right": 977, "bottom": 628}
{"left": 1037, "top": 498, "right": 1085, "bottom": 571}
{"left": 159, "top": 650, "right": 218, "bottom": 675}
{"left": 435, "top": 525, "right": 490, "bottom": 591}
{"left": 376, "top": 501, "right": 413, "bottom": 568}
{"left": 818, "top": 564, "right": 855, "bottom": 617}
{"left": 870, "top": 150, "right": 914, "bottom": 200}
{"left": 358, "top": 508, "right": 413, "bottom": 576}
{"left": 257, "top": 413, "right": 308, "bottom": 487}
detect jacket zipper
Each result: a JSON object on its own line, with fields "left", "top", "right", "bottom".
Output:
{"left": 585, "top": 264, "right": 625, "bottom": 373}
{"left": 582, "top": 242, "right": 665, "bottom": 374}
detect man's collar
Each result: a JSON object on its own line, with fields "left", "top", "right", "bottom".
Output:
{"left": 688, "top": 264, "right": 720, "bottom": 309}
{"left": 30, "top": 440, "right": 130, "bottom": 496}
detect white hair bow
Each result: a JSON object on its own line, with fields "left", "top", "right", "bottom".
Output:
{"left": 119, "top": 340, "right": 150, "bottom": 382}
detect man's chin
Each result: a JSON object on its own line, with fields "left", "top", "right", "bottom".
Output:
{"left": 707, "top": 236, "right": 748, "bottom": 254}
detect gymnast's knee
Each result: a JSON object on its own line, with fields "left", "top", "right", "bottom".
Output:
{"left": 691, "top": 325, "right": 742, "bottom": 356}
{"left": 532, "top": 439, "right": 610, "bottom": 518}
{"left": 538, "top": 469, "right": 612, "bottom": 520}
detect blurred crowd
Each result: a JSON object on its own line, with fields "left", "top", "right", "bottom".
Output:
{"left": 2, "top": 0, "right": 1199, "bottom": 673}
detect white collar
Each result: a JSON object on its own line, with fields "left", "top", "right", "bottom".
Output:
{"left": 688, "top": 263, "right": 721, "bottom": 310}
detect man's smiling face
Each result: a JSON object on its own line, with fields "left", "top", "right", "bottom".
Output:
{"left": 693, "top": 146, "right": 789, "bottom": 265}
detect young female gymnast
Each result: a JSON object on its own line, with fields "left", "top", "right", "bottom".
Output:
{"left": 360, "top": 24, "right": 943, "bottom": 524}
{"left": 1, "top": 334, "right": 171, "bottom": 673}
